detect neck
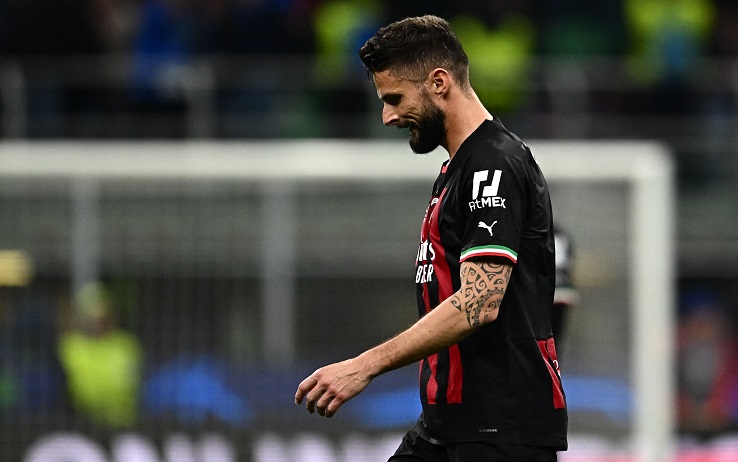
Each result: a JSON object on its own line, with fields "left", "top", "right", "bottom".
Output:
{"left": 443, "top": 90, "right": 493, "bottom": 159}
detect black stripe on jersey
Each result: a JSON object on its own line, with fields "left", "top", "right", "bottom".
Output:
{"left": 434, "top": 348, "right": 450, "bottom": 406}
{"left": 419, "top": 358, "right": 432, "bottom": 404}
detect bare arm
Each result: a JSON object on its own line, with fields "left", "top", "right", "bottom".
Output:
{"left": 294, "top": 258, "right": 512, "bottom": 417}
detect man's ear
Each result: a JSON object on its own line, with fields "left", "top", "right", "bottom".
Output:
{"left": 429, "top": 68, "right": 451, "bottom": 96}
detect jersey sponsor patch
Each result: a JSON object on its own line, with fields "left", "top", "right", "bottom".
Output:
{"left": 469, "top": 170, "right": 506, "bottom": 211}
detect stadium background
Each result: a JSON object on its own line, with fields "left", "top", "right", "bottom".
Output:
{"left": 1, "top": 0, "right": 738, "bottom": 461}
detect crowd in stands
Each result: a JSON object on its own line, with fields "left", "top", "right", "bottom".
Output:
{"left": 0, "top": 0, "right": 735, "bottom": 58}
{"left": 0, "top": 0, "right": 736, "bottom": 118}
{"left": 2, "top": 1, "right": 737, "bottom": 64}
{"left": 0, "top": 0, "right": 737, "bottom": 144}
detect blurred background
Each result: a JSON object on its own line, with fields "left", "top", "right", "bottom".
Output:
{"left": 1, "top": 0, "right": 738, "bottom": 461}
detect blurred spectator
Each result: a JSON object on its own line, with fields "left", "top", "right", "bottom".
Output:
{"left": 537, "top": 0, "right": 626, "bottom": 56}
{"left": 129, "top": 0, "right": 207, "bottom": 106}
{"left": 58, "top": 282, "right": 143, "bottom": 428}
{"left": 383, "top": 1, "right": 451, "bottom": 23}
{"left": 0, "top": 0, "right": 104, "bottom": 137}
{"left": 449, "top": 0, "right": 534, "bottom": 30}
{"left": 710, "top": 1, "right": 738, "bottom": 57}
{"left": 0, "top": 0, "right": 100, "bottom": 55}
{"left": 88, "top": 0, "right": 143, "bottom": 54}
{"left": 624, "top": 0, "right": 716, "bottom": 113}
{"left": 312, "top": 0, "right": 383, "bottom": 83}
{"left": 698, "top": 1, "right": 738, "bottom": 184}
{"left": 551, "top": 226, "right": 578, "bottom": 355}
{"left": 0, "top": 288, "right": 18, "bottom": 411}
{"left": 0, "top": 288, "right": 65, "bottom": 416}
{"left": 215, "top": 0, "right": 318, "bottom": 55}
{"left": 307, "top": 0, "right": 384, "bottom": 136}
{"left": 676, "top": 288, "right": 738, "bottom": 436}
{"left": 450, "top": 12, "right": 536, "bottom": 116}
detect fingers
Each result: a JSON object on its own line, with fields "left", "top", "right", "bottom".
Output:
{"left": 295, "top": 373, "right": 328, "bottom": 415}
{"left": 315, "top": 390, "right": 344, "bottom": 418}
{"left": 304, "top": 383, "right": 339, "bottom": 416}
{"left": 305, "top": 386, "right": 323, "bottom": 414}
{"left": 323, "top": 396, "right": 344, "bottom": 418}
{"left": 294, "top": 375, "right": 316, "bottom": 405}
{"left": 294, "top": 371, "right": 344, "bottom": 418}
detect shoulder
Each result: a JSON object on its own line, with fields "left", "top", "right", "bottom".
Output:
{"left": 460, "top": 120, "right": 533, "bottom": 172}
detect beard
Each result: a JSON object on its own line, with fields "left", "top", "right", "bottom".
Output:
{"left": 408, "top": 92, "right": 446, "bottom": 154}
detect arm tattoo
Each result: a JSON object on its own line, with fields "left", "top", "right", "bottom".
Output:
{"left": 456, "top": 261, "right": 511, "bottom": 328}
{"left": 450, "top": 293, "right": 463, "bottom": 312}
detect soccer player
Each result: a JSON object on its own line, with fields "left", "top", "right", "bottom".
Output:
{"left": 295, "top": 15, "right": 567, "bottom": 461}
{"left": 552, "top": 226, "right": 578, "bottom": 351}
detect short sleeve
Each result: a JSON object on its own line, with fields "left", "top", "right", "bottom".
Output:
{"left": 458, "top": 151, "right": 527, "bottom": 265}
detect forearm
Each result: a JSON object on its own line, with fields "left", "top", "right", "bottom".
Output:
{"left": 295, "top": 259, "right": 512, "bottom": 417}
{"left": 361, "top": 259, "right": 512, "bottom": 378}
{"left": 359, "top": 296, "right": 474, "bottom": 378}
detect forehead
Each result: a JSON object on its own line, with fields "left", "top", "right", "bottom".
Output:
{"left": 373, "top": 70, "right": 419, "bottom": 100}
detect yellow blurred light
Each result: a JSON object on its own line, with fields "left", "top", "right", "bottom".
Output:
{"left": 0, "top": 250, "right": 34, "bottom": 286}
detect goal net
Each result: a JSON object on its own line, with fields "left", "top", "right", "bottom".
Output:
{"left": 0, "top": 140, "right": 674, "bottom": 462}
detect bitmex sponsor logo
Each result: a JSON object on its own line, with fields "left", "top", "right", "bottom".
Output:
{"left": 469, "top": 170, "right": 506, "bottom": 211}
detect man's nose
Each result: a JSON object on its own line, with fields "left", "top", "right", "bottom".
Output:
{"left": 382, "top": 104, "right": 399, "bottom": 126}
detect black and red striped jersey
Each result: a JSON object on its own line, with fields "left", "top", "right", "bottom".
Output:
{"left": 414, "top": 118, "right": 567, "bottom": 449}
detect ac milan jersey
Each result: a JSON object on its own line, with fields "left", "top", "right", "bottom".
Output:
{"left": 414, "top": 118, "right": 567, "bottom": 449}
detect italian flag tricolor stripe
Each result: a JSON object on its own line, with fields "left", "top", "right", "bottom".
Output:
{"left": 460, "top": 245, "right": 518, "bottom": 264}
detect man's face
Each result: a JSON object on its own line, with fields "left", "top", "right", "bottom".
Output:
{"left": 373, "top": 70, "right": 446, "bottom": 154}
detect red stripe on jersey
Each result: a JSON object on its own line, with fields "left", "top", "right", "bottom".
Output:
{"left": 425, "top": 354, "right": 439, "bottom": 404}
{"left": 419, "top": 187, "right": 463, "bottom": 405}
{"left": 430, "top": 188, "right": 453, "bottom": 301}
{"left": 419, "top": 195, "right": 435, "bottom": 315}
{"left": 421, "top": 279, "right": 432, "bottom": 315}
{"left": 446, "top": 344, "right": 463, "bottom": 403}
{"left": 428, "top": 187, "right": 464, "bottom": 404}
{"left": 537, "top": 339, "right": 566, "bottom": 409}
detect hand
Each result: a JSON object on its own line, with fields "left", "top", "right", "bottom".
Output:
{"left": 294, "top": 357, "right": 373, "bottom": 418}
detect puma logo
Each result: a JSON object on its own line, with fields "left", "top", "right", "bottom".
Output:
{"left": 478, "top": 221, "right": 497, "bottom": 236}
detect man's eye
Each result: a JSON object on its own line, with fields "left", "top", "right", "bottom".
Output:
{"left": 385, "top": 96, "right": 401, "bottom": 105}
